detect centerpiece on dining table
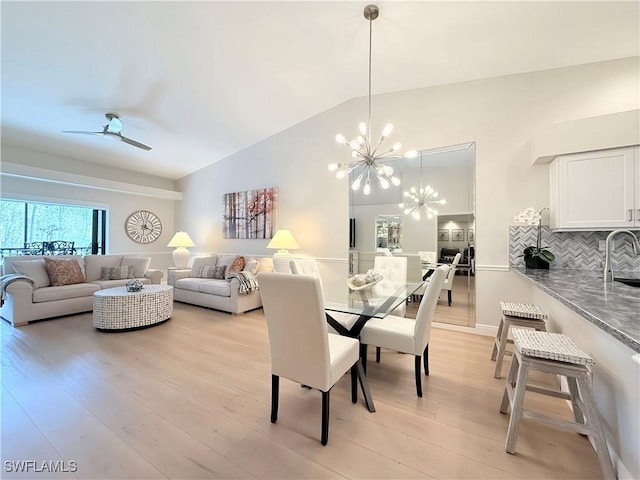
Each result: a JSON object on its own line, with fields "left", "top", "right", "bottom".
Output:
{"left": 347, "top": 269, "right": 383, "bottom": 291}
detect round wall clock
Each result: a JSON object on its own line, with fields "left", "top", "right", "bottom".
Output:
{"left": 125, "top": 210, "right": 162, "bottom": 244}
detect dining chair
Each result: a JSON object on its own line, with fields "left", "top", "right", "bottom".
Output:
{"left": 290, "top": 257, "right": 359, "bottom": 333}
{"left": 373, "top": 255, "right": 407, "bottom": 317}
{"left": 359, "top": 265, "right": 449, "bottom": 397}
{"left": 257, "top": 272, "right": 372, "bottom": 445}
{"left": 441, "top": 252, "right": 461, "bottom": 306}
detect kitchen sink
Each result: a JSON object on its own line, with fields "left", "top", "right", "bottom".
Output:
{"left": 614, "top": 278, "right": 640, "bottom": 288}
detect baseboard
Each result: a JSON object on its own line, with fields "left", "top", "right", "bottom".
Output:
{"left": 433, "top": 321, "right": 497, "bottom": 337}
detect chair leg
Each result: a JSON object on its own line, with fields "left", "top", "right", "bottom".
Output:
{"left": 271, "top": 374, "right": 279, "bottom": 423}
{"left": 415, "top": 355, "right": 423, "bottom": 397}
{"left": 491, "top": 317, "right": 504, "bottom": 361}
{"left": 448, "top": 290, "right": 452, "bottom": 306}
{"left": 360, "top": 344, "right": 368, "bottom": 373}
{"left": 494, "top": 319, "right": 511, "bottom": 379}
{"left": 423, "top": 344, "right": 429, "bottom": 376}
{"left": 350, "top": 365, "right": 357, "bottom": 403}
{"left": 375, "top": 346, "right": 381, "bottom": 363}
{"left": 321, "top": 390, "right": 330, "bottom": 446}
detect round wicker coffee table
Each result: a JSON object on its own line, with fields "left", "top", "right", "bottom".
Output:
{"left": 93, "top": 285, "right": 173, "bottom": 331}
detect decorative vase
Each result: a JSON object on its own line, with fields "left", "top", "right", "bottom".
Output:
{"left": 524, "top": 256, "right": 549, "bottom": 269}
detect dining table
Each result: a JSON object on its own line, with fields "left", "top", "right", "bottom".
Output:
{"left": 323, "top": 278, "right": 424, "bottom": 413}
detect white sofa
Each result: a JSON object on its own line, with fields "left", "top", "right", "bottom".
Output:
{"left": 1, "top": 254, "right": 163, "bottom": 327}
{"left": 169, "top": 254, "right": 272, "bottom": 315}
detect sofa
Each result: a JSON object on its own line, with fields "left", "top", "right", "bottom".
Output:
{"left": 169, "top": 254, "right": 273, "bottom": 314}
{"left": 1, "top": 254, "right": 163, "bottom": 327}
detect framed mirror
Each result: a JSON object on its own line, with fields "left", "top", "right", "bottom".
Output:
{"left": 349, "top": 142, "right": 476, "bottom": 327}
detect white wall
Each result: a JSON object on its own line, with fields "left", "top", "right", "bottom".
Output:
{"left": 177, "top": 56, "right": 639, "bottom": 325}
{"left": 1, "top": 146, "right": 178, "bottom": 269}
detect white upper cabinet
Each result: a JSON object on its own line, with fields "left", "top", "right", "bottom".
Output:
{"left": 549, "top": 146, "right": 640, "bottom": 230}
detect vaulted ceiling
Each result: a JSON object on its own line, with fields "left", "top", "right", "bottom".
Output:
{"left": 2, "top": 1, "right": 638, "bottom": 180}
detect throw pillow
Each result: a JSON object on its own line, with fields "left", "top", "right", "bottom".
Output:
{"left": 199, "top": 265, "right": 226, "bottom": 279}
{"left": 120, "top": 256, "right": 150, "bottom": 277}
{"left": 244, "top": 257, "right": 259, "bottom": 274}
{"left": 101, "top": 265, "right": 134, "bottom": 280}
{"left": 11, "top": 260, "right": 51, "bottom": 288}
{"left": 190, "top": 255, "right": 217, "bottom": 278}
{"left": 227, "top": 256, "right": 246, "bottom": 275}
{"left": 44, "top": 257, "right": 86, "bottom": 286}
{"left": 256, "top": 257, "right": 274, "bottom": 274}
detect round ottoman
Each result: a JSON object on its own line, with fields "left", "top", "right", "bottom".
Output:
{"left": 93, "top": 285, "right": 173, "bottom": 331}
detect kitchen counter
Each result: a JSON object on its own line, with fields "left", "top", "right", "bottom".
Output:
{"left": 512, "top": 268, "right": 640, "bottom": 353}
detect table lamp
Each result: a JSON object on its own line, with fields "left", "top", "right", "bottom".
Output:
{"left": 167, "top": 231, "right": 195, "bottom": 268}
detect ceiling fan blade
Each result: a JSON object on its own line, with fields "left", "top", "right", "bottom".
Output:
{"left": 61, "top": 130, "right": 103, "bottom": 136}
{"left": 118, "top": 134, "right": 152, "bottom": 151}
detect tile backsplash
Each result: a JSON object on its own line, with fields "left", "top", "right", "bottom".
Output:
{"left": 509, "top": 226, "right": 640, "bottom": 271}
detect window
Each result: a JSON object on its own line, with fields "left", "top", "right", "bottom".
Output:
{"left": 0, "top": 199, "right": 106, "bottom": 256}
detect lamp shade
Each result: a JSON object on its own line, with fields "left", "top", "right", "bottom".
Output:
{"left": 167, "top": 231, "right": 195, "bottom": 248}
{"left": 267, "top": 229, "right": 300, "bottom": 251}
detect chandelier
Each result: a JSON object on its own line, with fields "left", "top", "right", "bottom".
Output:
{"left": 399, "top": 154, "right": 446, "bottom": 220}
{"left": 329, "top": 4, "right": 416, "bottom": 195}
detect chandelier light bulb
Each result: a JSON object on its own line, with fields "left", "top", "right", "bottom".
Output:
{"left": 335, "top": 134, "right": 347, "bottom": 145}
{"left": 363, "top": 178, "right": 371, "bottom": 195}
{"left": 378, "top": 176, "right": 390, "bottom": 189}
{"left": 398, "top": 202, "right": 405, "bottom": 208}
{"left": 351, "top": 173, "right": 363, "bottom": 191}
{"left": 381, "top": 123, "right": 394, "bottom": 138}
{"left": 412, "top": 210, "right": 421, "bottom": 220}
{"left": 336, "top": 169, "right": 348, "bottom": 179}
{"left": 328, "top": 163, "right": 338, "bottom": 172}
{"left": 359, "top": 122, "right": 367, "bottom": 135}
{"left": 391, "top": 176, "right": 401, "bottom": 186}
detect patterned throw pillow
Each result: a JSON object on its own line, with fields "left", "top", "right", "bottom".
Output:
{"left": 101, "top": 265, "right": 134, "bottom": 280}
{"left": 199, "top": 265, "right": 226, "bottom": 279}
{"left": 226, "top": 256, "right": 246, "bottom": 277}
{"left": 44, "top": 257, "right": 86, "bottom": 286}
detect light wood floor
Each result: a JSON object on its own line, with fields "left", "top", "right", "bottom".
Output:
{"left": 1, "top": 303, "right": 603, "bottom": 479}
{"left": 408, "top": 274, "right": 475, "bottom": 327}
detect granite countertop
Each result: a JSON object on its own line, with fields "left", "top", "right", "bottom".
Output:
{"left": 512, "top": 268, "right": 640, "bottom": 353}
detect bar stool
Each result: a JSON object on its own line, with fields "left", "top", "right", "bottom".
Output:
{"left": 491, "top": 302, "right": 547, "bottom": 378}
{"left": 499, "top": 329, "right": 615, "bottom": 480}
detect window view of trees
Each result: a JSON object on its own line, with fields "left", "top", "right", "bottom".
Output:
{"left": 0, "top": 199, "right": 105, "bottom": 255}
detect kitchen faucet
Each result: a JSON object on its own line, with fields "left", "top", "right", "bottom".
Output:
{"left": 603, "top": 229, "right": 640, "bottom": 282}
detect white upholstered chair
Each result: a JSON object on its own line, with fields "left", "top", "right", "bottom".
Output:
{"left": 441, "top": 252, "right": 461, "bottom": 306}
{"left": 359, "top": 265, "right": 449, "bottom": 397}
{"left": 257, "top": 272, "right": 372, "bottom": 445}
{"left": 290, "top": 257, "right": 359, "bottom": 334}
{"left": 373, "top": 255, "right": 408, "bottom": 317}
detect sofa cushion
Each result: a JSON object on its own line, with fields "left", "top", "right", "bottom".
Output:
{"left": 121, "top": 256, "right": 151, "bottom": 277}
{"left": 12, "top": 259, "right": 51, "bottom": 288}
{"left": 190, "top": 255, "right": 217, "bottom": 278}
{"left": 44, "top": 257, "right": 86, "bottom": 286}
{"left": 199, "top": 265, "right": 226, "bottom": 279}
{"left": 198, "top": 279, "right": 231, "bottom": 297}
{"left": 175, "top": 278, "right": 209, "bottom": 292}
{"left": 244, "top": 257, "right": 259, "bottom": 274}
{"left": 84, "top": 255, "right": 121, "bottom": 281}
{"left": 90, "top": 278, "right": 151, "bottom": 289}
{"left": 101, "top": 265, "right": 134, "bottom": 280}
{"left": 256, "top": 257, "right": 274, "bottom": 274}
{"left": 215, "top": 255, "right": 238, "bottom": 269}
{"left": 32, "top": 282, "right": 99, "bottom": 302}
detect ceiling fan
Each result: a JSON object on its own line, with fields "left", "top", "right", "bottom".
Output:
{"left": 62, "top": 113, "right": 152, "bottom": 151}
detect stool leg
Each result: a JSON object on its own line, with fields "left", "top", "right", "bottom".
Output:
{"left": 576, "top": 373, "right": 616, "bottom": 480}
{"left": 494, "top": 320, "right": 510, "bottom": 378}
{"left": 491, "top": 317, "right": 504, "bottom": 361}
{"left": 566, "top": 376, "right": 584, "bottom": 426}
{"left": 505, "top": 355, "right": 529, "bottom": 454}
{"left": 500, "top": 350, "right": 519, "bottom": 414}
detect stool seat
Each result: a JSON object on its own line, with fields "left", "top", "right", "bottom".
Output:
{"left": 500, "top": 329, "right": 615, "bottom": 479}
{"left": 512, "top": 329, "right": 594, "bottom": 366}
{"left": 491, "top": 302, "right": 547, "bottom": 378}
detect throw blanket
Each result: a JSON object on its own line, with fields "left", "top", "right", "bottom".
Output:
{"left": 227, "top": 271, "right": 259, "bottom": 295}
{"left": 0, "top": 274, "right": 35, "bottom": 306}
